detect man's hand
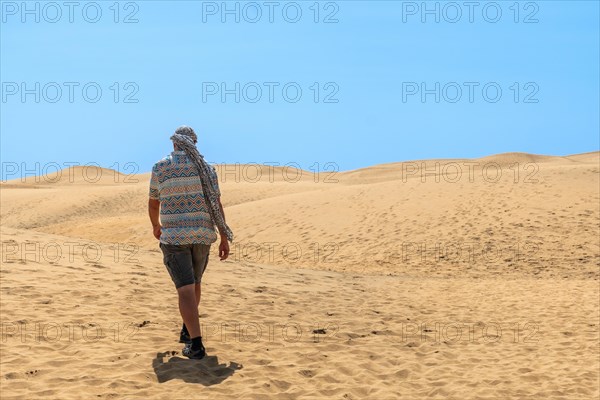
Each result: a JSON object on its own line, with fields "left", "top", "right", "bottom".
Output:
{"left": 219, "top": 240, "right": 230, "bottom": 261}
{"left": 153, "top": 225, "right": 162, "bottom": 240}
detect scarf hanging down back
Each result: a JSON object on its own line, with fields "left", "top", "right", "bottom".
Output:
{"left": 170, "top": 133, "right": 234, "bottom": 243}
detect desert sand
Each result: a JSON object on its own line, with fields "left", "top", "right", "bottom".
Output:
{"left": 1, "top": 152, "right": 599, "bottom": 399}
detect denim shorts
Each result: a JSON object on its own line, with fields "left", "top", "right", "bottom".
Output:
{"left": 159, "top": 242, "right": 211, "bottom": 289}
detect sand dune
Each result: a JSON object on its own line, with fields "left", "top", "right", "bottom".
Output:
{"left": 1, "top": 152, "right": 598, "bottom": 277}
{"left": 565, "top": 151, "right": 600, "bottom": 163}
{"left": 1, "top": 151, "right": 599, "bottom": 398}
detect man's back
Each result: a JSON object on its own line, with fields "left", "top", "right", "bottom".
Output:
{"left": 149, "top": 150, "right": 219, "bottom": 245}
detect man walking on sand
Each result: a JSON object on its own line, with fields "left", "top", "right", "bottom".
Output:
{"left": 148, "top": 126, "right": 233, "bottom": 359}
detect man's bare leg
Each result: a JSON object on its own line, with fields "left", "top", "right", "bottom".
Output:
{"left": 181, "top": 283, "right": 202, "bottom": 336}
{"left": 195, "top": 282, "right": 201, "bottom": 306}
{"left": 177, "top": 284, "right": 201, "bottom": 339}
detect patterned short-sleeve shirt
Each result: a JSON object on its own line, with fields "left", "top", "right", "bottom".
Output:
{"left": 149, "top": 151, "right": 220, "bottom": 245}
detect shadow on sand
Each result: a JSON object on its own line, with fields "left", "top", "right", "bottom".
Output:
{"left": 152, "top": 351, "right": 243, "bottom": 385}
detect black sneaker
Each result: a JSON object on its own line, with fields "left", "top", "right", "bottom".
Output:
{"left": 179, "top": 330, "right": 191, "bottom": 344}
{"left": 182, "top": 340, "right": 206, "bottom": 360}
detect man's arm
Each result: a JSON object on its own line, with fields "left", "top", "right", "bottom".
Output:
{"left": 218, "top": 198, "right": 230, "bottom": 260}
{"left": 218, "top": 198, "right": 227, "bottom": 240}
{"left": 149, "top": 198, "right": 161, "bottom": 240}
{"left": 148, "top": 163, "right": 162, "bottom": 240}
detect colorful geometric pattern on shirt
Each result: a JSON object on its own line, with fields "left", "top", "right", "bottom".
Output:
{"left": 161, "top": 214, "right": 214, "bottom": 228}
{"left": 149, "top": 151, "right": 219, "bottom": 245}
{"left": 159, "top": 183, "right": 204, "bottom": 198}
{"left": 159, "top": 195, "right": 211, "bottom": 214}
{"left": 162, "top": 227, "right": 217, "bottom": 246}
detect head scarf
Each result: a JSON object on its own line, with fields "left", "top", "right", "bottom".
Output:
{"left": 170, "top": 126, "right": 233, "bottom": 243}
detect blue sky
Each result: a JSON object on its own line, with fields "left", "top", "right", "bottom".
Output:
{"left": 1, "top": 1, "right": 598, "bottom": 178}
